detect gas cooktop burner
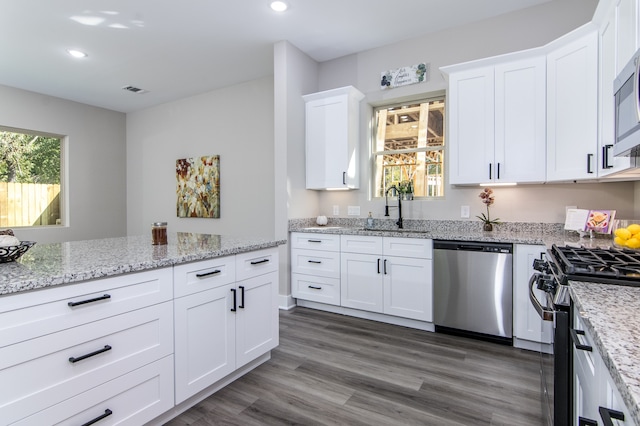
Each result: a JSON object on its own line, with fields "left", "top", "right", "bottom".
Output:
{"left": 550, "top": 244, "right": 640, "bottom": 286}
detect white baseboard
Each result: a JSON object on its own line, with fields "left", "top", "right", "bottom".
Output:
{"left": 279, "top": 294, "right": 296, "bottom": 310}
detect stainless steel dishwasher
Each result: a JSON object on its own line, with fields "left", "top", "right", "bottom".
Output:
{"left": 433, "top": 240, "right": 513, "bottom": 343}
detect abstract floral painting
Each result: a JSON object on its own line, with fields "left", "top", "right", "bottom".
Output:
{"left": 176, "top": 155, "right": 220, "bottom": 218}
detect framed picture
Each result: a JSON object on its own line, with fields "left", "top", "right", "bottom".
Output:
{"left": 176, "top": 155, "right": 220, "bottom": 218}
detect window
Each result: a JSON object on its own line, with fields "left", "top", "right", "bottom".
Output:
{"left": 372, "top": 97, "right": 445, "bottom": 198}
{"left": 0, "top": 127, "right": 62, "bottom": 227}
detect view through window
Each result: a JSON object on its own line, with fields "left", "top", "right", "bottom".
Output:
{"left": 373, "top": 97, "right": 445, "bottom": 198}
{"left": 0, "top": 128, "right": 62, "bottom": 227}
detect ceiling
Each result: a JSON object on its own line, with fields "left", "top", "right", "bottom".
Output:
{"left": 0, "top": 0, "right": 552, "bottom": 113}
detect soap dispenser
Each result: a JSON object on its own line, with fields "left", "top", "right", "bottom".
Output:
{"left": 366, "top": 212, "right": 374, "bottom": 229}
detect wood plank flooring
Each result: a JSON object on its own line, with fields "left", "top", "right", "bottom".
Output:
{"left": 165, "top": 307, "right": 544, "bottom": 426}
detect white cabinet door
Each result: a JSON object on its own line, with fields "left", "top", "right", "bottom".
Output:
{"left": 235, "top": 271, "right": 278, "bottom": 369}
{"left": 601, "top": 368, "right": 634, "bottom": 425}
{"left": 304, "top": 86, "right": 364, "bottom": 189}
{"left": 513, "top": 245, "right": 552, "bottom": 345}
{"left": 616, "top": 0, "right": 638, "bottom": 72}
{"left": 340, "top": 252, "right": 383, "bottom": 313}
{"left": 547, "top": 29, "right": 599, "bottom": 181}
{"left": 494, "top": 56, "right": 546, "bottom": 183}
{"left": 383, "top": 256, "right": 432, "bottom": 322}
{"left": 447, "top": 66, "right": 495, "bottom": 184}
{"left": 174, "top": 284, "right": 236, "bottom": 404}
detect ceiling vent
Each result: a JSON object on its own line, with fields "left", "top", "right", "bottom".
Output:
{"left": 122, "top": 85, "right": 148, "bottom": 94}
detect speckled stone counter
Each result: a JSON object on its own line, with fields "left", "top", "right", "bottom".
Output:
{"left": 0, "top": 233, "right": 286, "bottom": 296}
{"left": 289, "top": 218, "right": 613, "bottom": 249}
{"left": 570, "top": 282, "right": 640, "bottom": 425}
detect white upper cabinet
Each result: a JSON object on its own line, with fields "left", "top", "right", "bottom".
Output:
{"left": 303, "top": 86, "right": 364, "bottom": 190}
{"left": 445, "top": 55, "right": 546, "bottom": 185}
{"left": 546, "top": 27, "right": 599, "bottom": 181}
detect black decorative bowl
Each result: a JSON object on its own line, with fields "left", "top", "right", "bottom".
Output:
{"left": 0, "top": 241, "right": 36, "bottom": 263}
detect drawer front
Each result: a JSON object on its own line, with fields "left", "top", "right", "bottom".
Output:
{"left": 0, "top": 302, "right": 174, "bottom": 425}
{"left": 292, "top": 273, "right": 340, "bottom": 305}
{"left": 12, "top": 355, "right": 174, "bottom": 426}
{"left": 173, "top": 255, "right": 236, "bottom": 298}
{"left": 290, "top": 232, "right": 340, "bottom": 251}
{"left": 383, "top": 237, "right": 432, "bottom": 259}
{"left": 340, "top": 235, "right": 382, "bottom": 255}
{"left": 236, "top": 248, "right": 278, "bottom": 281}
{"left": 291, "top": 248, "right": 340, "bottom": 278}
{"left": 0, "top": 268, "right": 173, "bottom": 348}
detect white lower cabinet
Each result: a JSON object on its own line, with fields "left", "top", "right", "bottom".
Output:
{"left": 173, "top": 248, "right": 279, "bottom": 404}
{"left": 340, "top": 235, "right": 433, "bottom": 322}
{"left": 573, "top": 310, "right": 635, "bottom": 425}
{"left": 291, "top": 233, "right": 341, "bottom": 306}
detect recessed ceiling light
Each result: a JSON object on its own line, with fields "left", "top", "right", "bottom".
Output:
{"left": 270, "top": 1, "right": 288, "bottom": 12}
{"left": 67, "top": 49, "right": 88, "bottom": 58}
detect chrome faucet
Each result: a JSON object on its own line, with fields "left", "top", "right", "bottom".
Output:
{"left": 384, "top": 185, "right": 403, "bottom": 229}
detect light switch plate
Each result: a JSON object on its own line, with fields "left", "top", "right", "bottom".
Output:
{"left": 348, "top": 206, "right": 360, "bottom": 216}
{"left": 333, "top": 205, "right": 339, "bottom": 215}
{"left": 461, "top": 205, "right": 470, "bottom": 218}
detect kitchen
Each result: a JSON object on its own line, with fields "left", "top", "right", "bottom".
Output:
{"left": 1, "top": 0, "right": 640, "bottom": 424}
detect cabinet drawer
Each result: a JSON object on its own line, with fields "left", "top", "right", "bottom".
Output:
{"left": 340, "top": 235, "right": 382, "bottom": 255}
{"left": 383, "top": 237, "right": 432, "bottom": 259}
{"left": 0, "top": 302, "right": 174, "bottom": 425}
{"left": 291, "top": 248, "right": 340, "bottom": 278}
{"left": 290, "top": 232, "right": 340, "bottom": 251}
{"left": 0, "top": 268, "right": 172, "bottom": 348}
{"left": 292, "top": 273, "right": 340, "bottom": 306}
{"left": 173, "top": 255, "right": 236, "bottom": 298}
{"left": 236, "top": 248, "right": 278, "bottom": 281}
{"left": 12, "top": 355, "right": 174, "bottom": 426}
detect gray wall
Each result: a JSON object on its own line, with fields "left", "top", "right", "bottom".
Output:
{"left": 289, "top": 0, "right": 638, "bottom": 224}
{"left": 126, "top": 77, "right": 275, "bottom": 239}
{"left": 0, "top": 84, "right": 126, "bottom": 243}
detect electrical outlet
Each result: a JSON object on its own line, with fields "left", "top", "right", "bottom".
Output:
{"left": 348, "top": 206, "right": 360, "bottom": 216}
{"left": 333, "top": 205, "right": 339, "bottom": 215}
{"left": 461, "top": 205, "right": 470, "bottom": 218}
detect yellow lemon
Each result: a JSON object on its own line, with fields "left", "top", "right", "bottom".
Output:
{"left": 615, "top": 228, "right": 632, "bottom": 240}
{"left": 614, "top": 236, "right": 628, "bottom": 246}
{"left": 627, "top": 224, "right": 640, "bottom": 235}
{"left": 626, "top": 238, "right": 640, "bottom": 249}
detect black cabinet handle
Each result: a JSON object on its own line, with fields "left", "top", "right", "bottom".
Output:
{"left": 377, "top": 258, "right": 381, "bottom": 274}
{"left": 68, "top": 294, "right": 111, "bottom": 307}
{"left": 599, "top": 406, "right": 625, "bottom": 426}
{"left": 383, "top": 259, "right": 388, "bottom": 275}
{"left": 80, "top": 409, "right": 113, "bottom": 426}
{"left": 196, "top": 269, "right": 221, "bottom": 278}
{"left": 230, "top": 288, "right": 237, "bottom": 312}
{"left": 603, "top": 144, "right": 614, "bottom": 169}
{"left": 578, "top": 417, "right": 598, "bottom": 426}
{"left": 308, "top": 260, "right": 322, "bottom": 264}
{"left": 489, "top": 163, "right": 492, "bottom": 180}
{"left": 570, "top": 329, "right": 593, "bottom": 352}
{"left": 239, "top": 286, "right": 245, "bottom": 309}
{"left": 308, "top": 239, "right": 322, "bottom": 243}
{"left": 497, "top": 163, "right": 501, "bottom": 179}
{"left": 250, "top": 259, "right": 269, "bottom": 265}
{"left": 308, "top": 285, "right": 322, "bottom": 290}
{"left": 343, "top": 172, "right": 346, "bottom": 185}
{"left": 69, "top": 345, "right": 112, "bottom": 363}
{"left": 587, "top": 153, "right": 594, "bottom": 173}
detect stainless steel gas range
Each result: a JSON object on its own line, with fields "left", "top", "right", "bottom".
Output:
{"left": 529, "top": 244, "right": 640, "bottom": 426}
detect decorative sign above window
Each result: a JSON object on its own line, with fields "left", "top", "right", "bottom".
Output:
{"left": 380, "top": 63, "right": 429, "bottom": 90}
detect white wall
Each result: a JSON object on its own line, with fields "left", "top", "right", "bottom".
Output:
{"left": 0, "top": 84, "right": 126, "bottom": 243}
{"left": 126, "top": 77, "right": 275, "bottom": 239}
{"left": 295, "top": 0, "right": 638, "bottom": 224}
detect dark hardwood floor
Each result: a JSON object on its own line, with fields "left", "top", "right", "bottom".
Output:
{"left": 165, "top": 307, "right": 544, "bottom": 426}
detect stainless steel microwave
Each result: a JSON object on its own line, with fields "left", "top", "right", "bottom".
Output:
{"left": 614, "top": 47, "right": 640, "bottom": 157}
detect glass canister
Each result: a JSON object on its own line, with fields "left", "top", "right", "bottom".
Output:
{"left": 151, "top": 222, "right": 167, "bottom": 245}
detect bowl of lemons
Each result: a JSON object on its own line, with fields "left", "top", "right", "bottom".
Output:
{"left": 612, "top": 220, "right": 640, "bottom": 250}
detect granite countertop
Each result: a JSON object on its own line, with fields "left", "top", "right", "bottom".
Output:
{"left": 0, "top": 232, "right": 286, "bottom": 296}
{"left": 570, "top": 282, "right": 640, "bottom": 425}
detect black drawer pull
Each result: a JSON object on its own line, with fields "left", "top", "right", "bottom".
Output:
{"left": 570, "top": 329, "right": 593, "bottom": 352}
{"left": 308, "top": 239, "right": 322, "bottom": 243}
{"left": 196, "top": 269, "right": 221, "bottom": 278}
{"left": 599, "top": 406, "right": 625, "bottom": 426}
{"left": 69, "top": 345, "right": 112, "bottom": 363}
{"left": 231, "top": 288, "right": 237, "bottom": 312}
{"left": 80, "top": 409, "right": 113, "bottom": 426}
{"left": 308, "top": 260, "right": 322, "bottom": 264}
{"left": 68, "top": 294, "right": 111, "bottom": 307}
{"left": 578, "top": 417, "right": 597, "bottom": 426}
{"left": 239, "top": 286, "right": 245, "bottom": 309}
{"left": 250, "top": 259, "right": 269, "bottom": 265}
{"left": 308, "top": 285, "right": 322, "bottom": 290}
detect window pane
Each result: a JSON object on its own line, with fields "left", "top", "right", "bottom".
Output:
{"left": 373, "top": 98, "right": 445, "bottom": 198}
{"left": 0, "top": 129, "right": 62, "bottom": 227}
